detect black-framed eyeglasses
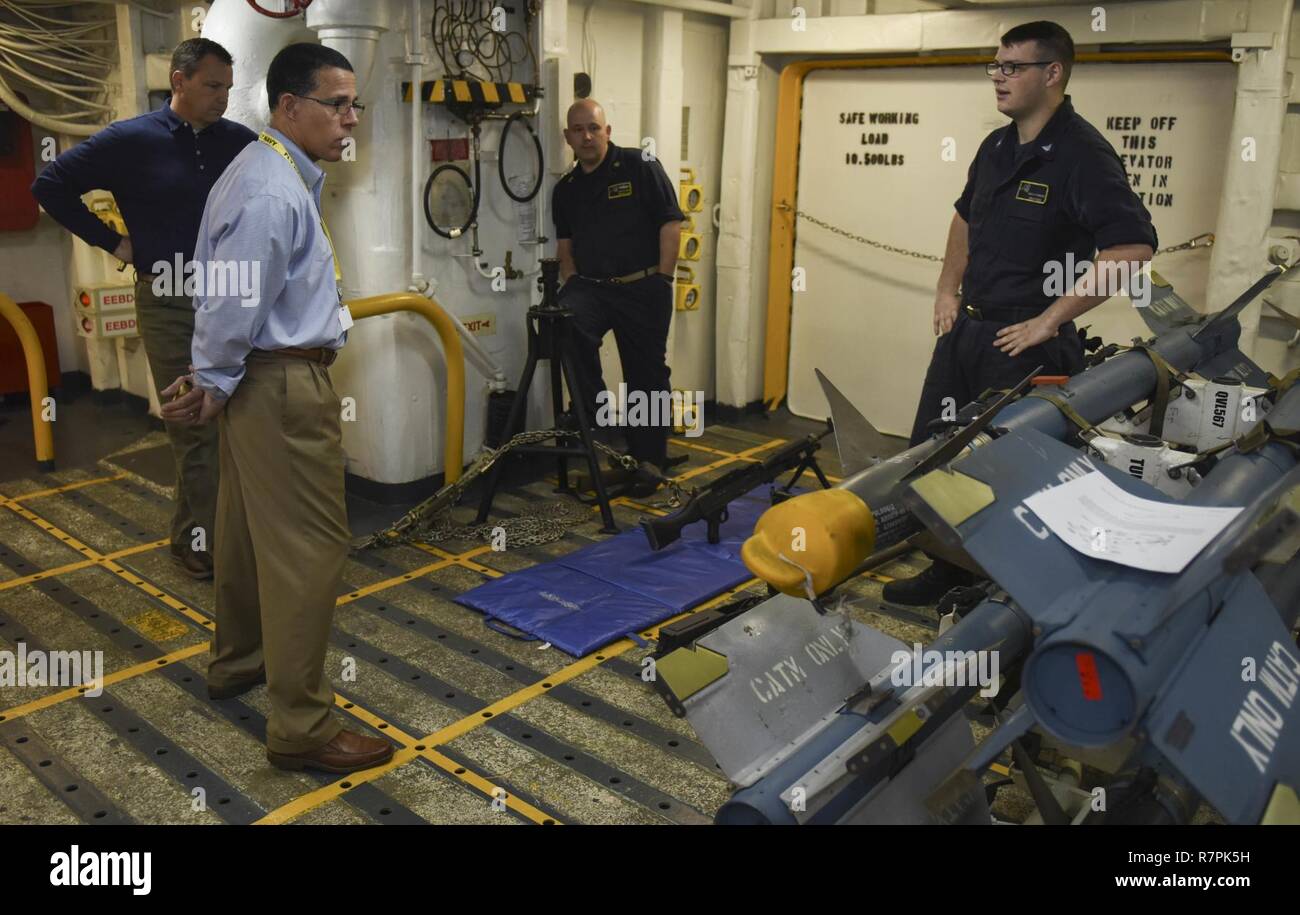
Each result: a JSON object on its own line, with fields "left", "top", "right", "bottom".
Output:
{"left": 295, "top": 94, "right": 365, "bottom": 115}
{"left": 985, "top": 60, "right": 1055, "bottom": 77}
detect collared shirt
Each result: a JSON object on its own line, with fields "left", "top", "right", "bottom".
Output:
{"left": 190, "top": 126, "right": 346, "bottom": 400}
{"left": 551, "top": 142, "right": 685, "bottom": 278}
{"left": 955, "top": 96, "right": 1158, "bottom": 312}
{"left": 30, "top": 103, "right": 255, "bottom": 272}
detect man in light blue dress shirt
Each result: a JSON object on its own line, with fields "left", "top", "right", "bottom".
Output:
{"left": 161, "top": 42, "right": 392, "bottom": 775}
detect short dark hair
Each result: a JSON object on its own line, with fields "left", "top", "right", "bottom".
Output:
{"left": 170, "top": 37, "right": 234, "bottom": 78}
{"left": 1001, "top": 20, "right": 1075, "bottom": 86}
{"left": 266, "top": 43, "right": 354, "bottom": 111}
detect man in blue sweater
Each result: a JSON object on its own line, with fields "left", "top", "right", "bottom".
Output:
{"left": 32, "top": 38, "right": 255, "bottom": 580}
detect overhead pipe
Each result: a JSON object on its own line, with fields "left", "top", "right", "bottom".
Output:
{"left": 0, "top": 294, "right": 55, "bottom": 470}
{"left": 408, "top": 0, "right": 427, "bottom": 296}
{"left": 305, "top": 0, "right": 392, "bottom": 98}
{"left": 618, "top": 0, "right": 750, "bottom": 19}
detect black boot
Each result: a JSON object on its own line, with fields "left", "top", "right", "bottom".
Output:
{"left": 881, "top": 557, "right": 974, "bottom": 607}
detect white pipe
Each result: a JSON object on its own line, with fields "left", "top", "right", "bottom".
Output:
{"left": 0, "top": 77, "right": 99, "bottom": 134}
{"left": 305, "top": 0, "right": 391, "bottom": 98}
{"left": 1205, "top": 0, "right": 1292, "bottom": 361}
{"left": 408, "top": 0, "right": 428, "bottom": 294}
{"left": 619, "top": 0, "right": 749, "bottom": 18}
{"left": 202, "top": 0, "right": 312, "bottom": 131}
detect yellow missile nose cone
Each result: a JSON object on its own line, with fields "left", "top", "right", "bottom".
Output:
{"left": 740, "top": 488, "right": 876, "bottom": 597}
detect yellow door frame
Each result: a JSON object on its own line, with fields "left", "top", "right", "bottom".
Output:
{"left": 762, "top": 49, "right": 1233, "bottom": 408}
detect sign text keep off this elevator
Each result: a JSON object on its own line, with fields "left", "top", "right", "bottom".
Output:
{"left": 1106, "top": 114, "right": 1178, "bottom": 208}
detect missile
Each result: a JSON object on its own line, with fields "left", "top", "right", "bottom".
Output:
{"left": 741, "top": 269, "right": 1285, "bottom": 597}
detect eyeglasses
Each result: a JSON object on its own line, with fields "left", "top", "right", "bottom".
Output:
{"left": 985, "top": 60, "right": 1055, "bottom": 77}
{"left": 295, "top": 94, "right": 365, "bottom": 116}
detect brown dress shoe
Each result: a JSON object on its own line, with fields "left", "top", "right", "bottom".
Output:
{"left": 170, "top": 547, "right": 213, "bottom": 580}
{"left": 267, "top": 729, "right": 395, "bottom": 774}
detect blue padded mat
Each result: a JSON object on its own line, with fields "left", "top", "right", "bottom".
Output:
{"left": 455, "top": 492, "right": 773, "bottom": 657}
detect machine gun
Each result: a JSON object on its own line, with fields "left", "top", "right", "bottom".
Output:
{"left": 641, "top": 424, "right": 832, "bottom": 550}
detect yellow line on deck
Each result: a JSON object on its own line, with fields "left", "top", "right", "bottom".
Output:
{"left": 1, "top": 473, "right": 127, "bottom": 504}
{"left": 0, "top": 538, "right": 167, "bottom": 593}
{"left": 256, "top": 578, "right": 760, "bottom": 824}
{"left": 257, "top": 690, "right": 562, "bottom": 825}
{"left": 0, "top": 642, "right": 211, "bottom": 724}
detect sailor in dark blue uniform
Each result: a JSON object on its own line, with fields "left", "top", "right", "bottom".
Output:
{"left": 552, "top": 98, "right": 685, "bottom": 480}
{"left": 886, "top": 20, "right": 1158, "bottom": 605}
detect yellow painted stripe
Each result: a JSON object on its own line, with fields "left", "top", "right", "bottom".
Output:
{"left": 0, "top": 641, "right": 210, "bottom": 724}
{"left": 507, "top": 82, "right": 526, "bottom": 104}
{"left": 2, "top": 499, "right": 215, "bottom": 631}
{"left": 672, "top": 439, "right": 753, "bottom": 460}
{"left": 673, "top": 437, "right": 785, "bottom": 484}
{"left": 0, "top": 538, "right": 166, "bottom": 593}
{"left": 430, "top": 81, "right": 444, "bottom": 102}
{"left": 333, "top": 690, "right": 559, "bottom": 823}
{"left": 2, "top": 499, "right": 113, "bottom": 560}
{"left": 2, "top": 472, "right": 127, "bottom": 504}
{"left": 259, "top": 577, "right": 758, "bottom": 824}
{"left": 452, "top": 80, "right": 471, "bottom": 102}
{"left": 420, "top": 745, "right": 560, "bottom": 824}
{"left": 0, "top": 495, "right": 558, "bottom": 823}
{"left": 481, "top": 82, "right": 500, "bottom": 104}
{"left": 258, "top": 689, "right": 563, "bottom": 825}
{"left": 673, "top": 437, "right": 841, "bottom": 484}
{"left": 102, "top": 557, "right": 215, "bottom": 630}
{"left": 335, "top": 557, "right": 458, "bottom": 605}
{"left": 990, "top": 763, "right": 1011, "bottom": 777}
{"left": 610, "top": 496, "right": 668, "bottom": 517}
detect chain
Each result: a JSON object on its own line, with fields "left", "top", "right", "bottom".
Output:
{"left": 1156, "top": 232, "right": 1214, "bottom": 255}
{"left": 785, "top": 204, "right": 1213, "bottom": 262}
{"left": 787, "top": 207, "right": 943, "bottom": 262}
{"left": 355, "top": 429, "right": 694, "bottom": 550}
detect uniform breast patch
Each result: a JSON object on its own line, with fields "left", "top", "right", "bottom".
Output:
{"left": 1015, "top": 180, "right": 1049, "bottom": 205}
{"left": 607, "top": 181, "right": 633, "bottom": 199}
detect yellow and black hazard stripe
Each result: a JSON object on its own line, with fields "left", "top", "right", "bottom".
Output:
{"left": 400, "top": 79, "right": 534, "bottom": 106}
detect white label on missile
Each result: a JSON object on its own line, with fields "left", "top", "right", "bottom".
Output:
{"left": 1229, "top": 641, "right": 1300, "bottom": 774}
{"left": 1021, "top": 471, "right": 1241, "bottom": 573}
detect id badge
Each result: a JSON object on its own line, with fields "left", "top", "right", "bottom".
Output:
{"left": 338, "top": 303, "right": 354, "bottom": 331}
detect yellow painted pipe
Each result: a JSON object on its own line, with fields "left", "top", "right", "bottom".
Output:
{"left": 0, "top": 293, "right": 55, "bottom": 469}
{"left": 344, "top": 292, "right": 466, "bottom": 484}
{"left": 762, "top": 49, "right": 1235, "bottom": 409}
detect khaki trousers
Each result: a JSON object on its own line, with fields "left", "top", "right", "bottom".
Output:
{"left": 133, "top": 279, "right": 219, "bottom": 557}
{"left": 208, "top": 351, "right": 349, "bottom": 753}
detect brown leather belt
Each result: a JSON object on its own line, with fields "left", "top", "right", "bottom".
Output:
{"left": 602, "top": 267, "right": 658, "bottom": 285}
{"left": 266, "top": 346, "right": 338, "bottom": 366}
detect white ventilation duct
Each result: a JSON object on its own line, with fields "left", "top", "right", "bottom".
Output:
{"left": 305, "top": 0, "right": 392, "bottom": 98}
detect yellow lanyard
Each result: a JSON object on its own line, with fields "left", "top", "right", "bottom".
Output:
{"left": 258, "top": 131, "right": 343, "bottom": 285}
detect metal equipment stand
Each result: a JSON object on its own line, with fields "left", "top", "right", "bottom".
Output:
{"left": 473, "top": 258, "right": 619, "bottom": 534}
